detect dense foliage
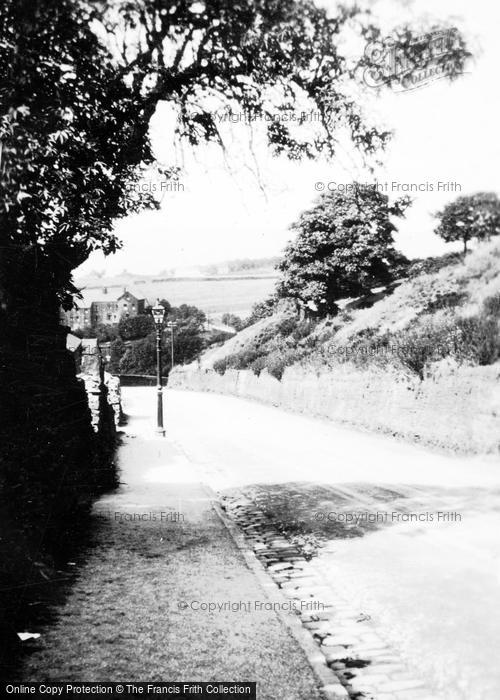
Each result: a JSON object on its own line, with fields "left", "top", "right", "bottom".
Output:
{"left": 74, "top": 323, "right": 120, "bottom": 342}
{"left": 434, "top": 192, "right": 500, "bottom": 253}
{"left": 214, "top": 242, "right": 500, "bottom": 382}
{"left": 276, "top": 188, "right": 410, "bottom": 316}
{"left": 106, "top": 304, "right": 206, "bottom": 376}
{"left": 118, "top": 314, "right": 155, "bottom": 341}
{"left": 215, "top": 292, "right": 500, "bottom": 381}
{"left": 245, "top": 296, "right": 279, "bottom": 325}
{"left": 1, "top": 1, "right": 469, "bottom": 313}
{"left": 221, "top": 313, "right": 245, "bottom": 331}
{"left": 0, "top": 0, "right": 157, "bottom": 316}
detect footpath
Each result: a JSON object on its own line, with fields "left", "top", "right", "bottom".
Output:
{"left": 18, "top": 392, "right": 329, "bottom": 700}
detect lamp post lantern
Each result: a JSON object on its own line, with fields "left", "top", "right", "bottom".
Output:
{"left": 151, "top": 300, "right": 166, "bottom": 436}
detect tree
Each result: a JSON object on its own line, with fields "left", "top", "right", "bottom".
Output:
{"left": 170, "top": 304, "right": 206, "bottom": 328}
{"left": 119, "top": 333, "right": 158, "bottom": 375}
{"left": 117, "top": 303, "right": 206, "bottom": 375}
{"left": 245, "top": 296, "right": 279, "bottom": 326}
{"left": 108, "top": 337, "right": 126, "bottom": 374}
{"left": 221, "top": 313, "right": 244, "bottom": 331}
{"left": 94, "top": 323, "right": 120, "bottom": 343}
{"left": 118, "top": 314, "right": 154, "bottom": 341}
{"left": 276, "top": 187, "right": 410, "bottom": 316}
{"left": 73, "top": 325, "right": 97, "bottom": 340}
{"left": 172, "top": 323, "right": 205, "bottom": 365}
{"left": 119, "top": 325, "right": 203, "bottom": 375}
{"left": 73, "top": 323, "right": 119, "bottom": 341}
{"left": 1, "top": 1, "right": 469, "bottom": 321}
{"left": 158, "top": 299, "right": 172, "bottom": 316}
{"left": 434, "top": 193, "right": 500, "bottom": 253}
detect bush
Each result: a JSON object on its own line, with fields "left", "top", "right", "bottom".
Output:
{"left": 264, "top": 355, "right": 286, "bottom": 380}
{"left": 94, "top": 323, "right": 120, "bottom": 343}
{"left": 483, "top": 293, "right": 500, "bottom": 318}
{"left": 171, "top": 303, "right": 206, "bottom": 326}
{"left": 406, "top": 252, "right": 462, "bottom": 278}
{"left": 425, "top": 290, "right": 467, "bottom": 313}
{"left": 277, "top": 316, "right": 298, "bottom": 337}
{"left": 244, "top": 296, "right": 278, "bottom": 326}
{"left": 118, "top": 314, "right": 154, "bottom": 341}
{"left": 227, "top": 347, "right": 264, "bottom": 369}
{"left": 265, "top": 349, "right": 305, "bottom": 380}
{"left": 73, "top": 323, "right": 119, "bottom": 342}
{"left": 221, "top": 313, "right": 244, "bottom": 331}
{"left": 250, "top": 356, "right": 267, "bottom": 376}
{"left": 391, "top": 326, "right": 444, "bottom": 378}
{"left": 116, "top": 310, "right": 206, "bottom": 376}
{"left": 453, "top": 315, "right": 500, "bottom": 365}
{"left": 324, "top": 308, "right": 500, "bottom": 379}
{"left": 119, "top": 333, "right": 157, "bottom": 375}
{"left": 205, "top": 330, "right": 233, "bottom": 345}
{"left": 302, "top": 334, "right": 319, "bottom": 349}
{"left": 381, "top": 313, "right": 500, "bottom": 377}
{"left": 292, "top": 319, "right": 316, "bottom": 342}
{"left": 213, "top": 358, "right": 228, "bottom": 375}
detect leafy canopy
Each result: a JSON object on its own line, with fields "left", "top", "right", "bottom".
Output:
{"left": 221, "top": 313, "right": 244, "bottom": 331}
{"left": 277, "top": 187, "right": 410, "bottom": 315}
{"left": 116, "top": 301, "right": 206, "bottom": 374}
{"left": 0, "top": 0, "right": 470, "bottom": 314}
{"left": 118, "top": 314, "right": 155, "bottom": 341}
{"left": 434, "top": 193, "right": 500, "bottom": 253}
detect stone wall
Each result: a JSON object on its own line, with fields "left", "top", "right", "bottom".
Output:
{"left": 77, "top": 338, "right": 122, "bottom": 432}
{"left": 106, "top": 374, "right": 122, "bottom": 427}
{"left": 79, "top": 372, "right": 122, "bottom": 432}
{"left": 170, "top": 361, "right": 500, "bottom": 454}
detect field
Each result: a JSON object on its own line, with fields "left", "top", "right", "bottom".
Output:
{"left": 75, "top": 275, "right": 278, "bottom": 320}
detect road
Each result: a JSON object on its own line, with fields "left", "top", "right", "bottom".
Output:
{"left": 150, "top": 386, "right": 500, "bottom": 700}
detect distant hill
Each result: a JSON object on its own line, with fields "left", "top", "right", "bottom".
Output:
{"left": 198, "top": 257, "right": 280, "bottom": 276}
{"left": 78, "top": 256, "right": 280, "bottom": 285}
{"left": 74, "top": 274, "right": 278, "bottom": 321}
{"left": 74, "top": 257, "right": 280, "bottom": 319}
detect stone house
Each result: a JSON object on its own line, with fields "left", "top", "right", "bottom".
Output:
{"left": 61, "top": 289, "right": 147, "bottom": 331}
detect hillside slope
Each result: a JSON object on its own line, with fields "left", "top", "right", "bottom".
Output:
{"left": 171, "top": 241, "right": 500, "bottom": 454}
{"left": 196, "top": 240, "right": 500, "bottom": 378}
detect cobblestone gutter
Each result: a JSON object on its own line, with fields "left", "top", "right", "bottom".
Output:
{"left": 221, "top": 495, "right": 440, "bottom": 700}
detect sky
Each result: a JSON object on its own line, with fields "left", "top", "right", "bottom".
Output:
{"left": 76, "top": 0, "right": 500, "bottom": 278}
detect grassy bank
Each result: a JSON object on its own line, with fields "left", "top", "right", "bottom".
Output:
{"left": 207, "top": 241, "right": 500, "bottom": 381}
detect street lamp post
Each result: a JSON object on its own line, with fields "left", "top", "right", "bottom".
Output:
{"left": 151, "top": 300, "right": 166, "bottom": 437}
